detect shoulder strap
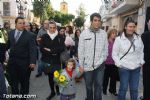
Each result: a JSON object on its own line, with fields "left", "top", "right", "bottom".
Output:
{"left": 120, "top": 39, "right": 134, "bottom": 60}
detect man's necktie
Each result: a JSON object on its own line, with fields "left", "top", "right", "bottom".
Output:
{"left": 15, "top": 31, "right": 20, "bottom": 42}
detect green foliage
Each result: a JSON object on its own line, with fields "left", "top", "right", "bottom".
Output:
{"left": 33, "top": 0, "right": 75, "bottom": 25}
{"left": 50, "top": 11, "right": 75, "bottom": 26}
{"left": 74, "top": 3, "right": 87, "bottom": 28}
{"left": 76, "top": 3, "right": 87, "bottom": 19}
{"left": 74, "top": 17, "right": 85, "bottom": 28}
{"left": 32, "top": 0, "right": 54, "bottom": 22}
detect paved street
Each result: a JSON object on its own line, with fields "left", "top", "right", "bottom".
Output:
{"left": 29, "top": 68, "right": 143, "bottom": 100}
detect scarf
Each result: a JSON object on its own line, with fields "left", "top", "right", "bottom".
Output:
{"left": 47, "top": 30, "right": 58, "bottom": 40}
{"left": 89, "top": 26, "right": 100, "bottom": 33}
{"left": 126, "top": 33, "right": 135, "bottom": 51}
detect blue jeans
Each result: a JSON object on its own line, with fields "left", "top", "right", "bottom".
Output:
{"left": 118, "top": 67, "right": 141, "bottom": 100}
{"left": 37, "top": 60, "right": 45, "bottom": 74}
{"left": 37, "top": 47, "right": 44, "bottom": 74}
{"left": 84, "top": 63, "right": 105, "bottom": 100}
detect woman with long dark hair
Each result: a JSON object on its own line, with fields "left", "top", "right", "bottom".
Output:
{"left": 74, "top": 29, "right": 81, "bottom": 57}
{"left": 65, "top": 26, "right": 74, "bottom": 40}
{"left": 112, "top": 17, "right": 144, "bottom": 100}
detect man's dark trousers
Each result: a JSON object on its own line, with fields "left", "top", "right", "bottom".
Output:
{"left": 143, "top": 63, "right": 150, "bottom": 100}
{"left": 0, "top": 63, "right": 7, "bottom": 99}
{"left": 7, "top": 29, "right": 37, "bottom": 100}
{"left": 84, "top": 63, "right": 105, "bottom": 100}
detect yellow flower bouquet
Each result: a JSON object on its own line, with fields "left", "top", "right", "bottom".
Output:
{"left": 53, "top": 70, "right": 68, "bottom": 87}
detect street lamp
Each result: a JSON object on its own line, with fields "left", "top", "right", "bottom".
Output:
{"left": 16, "top": 0, "right": 27, "bottom": 17}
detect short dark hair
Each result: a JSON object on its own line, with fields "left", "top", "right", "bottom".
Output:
{"left": 15, "top": 17, "right": 24, "bottom": 24}
{"left": 90, "top": 13, "right": 101, "bottom": 22}
{"left": 59, "top": 27, "right": 66, "bottom": 30}
{"left": 49, "top": 20, "right": 56, "bottom": 27}
{"left": 4, "top": 21, "right": 10, "bottom": 28}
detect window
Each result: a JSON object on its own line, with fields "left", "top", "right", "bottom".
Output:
{"left": 3, "top": 2, "right": 10, "bottom": 16}
{"left": 63, "top": 5, "right": 66, "bottom": 10}
{"left": 3, "top": 20, "right": 10, "bottom": 24}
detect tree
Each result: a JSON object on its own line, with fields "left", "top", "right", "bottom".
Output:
{"left": 74, "top": 3, "right": 87, "bottom": 28}
{"left": 49, "top": 11, "right": 75, "bottom": 26}
{"left": 61, "top": 14, "right": 75, "bottom": 26}
{"left": 33, "top": 0, "right": 74, "bottom": 25}
{"left": 32, "top": 0, "right": 54, "bottom": 22}
{"left": 74, "top": 17, "right": 85, "bottom": 28}
{"left": 52, "top": 11, "right": 62, "bottom": 23}
{"left": 76, "top": 3, "right": 87, "bottom": 18}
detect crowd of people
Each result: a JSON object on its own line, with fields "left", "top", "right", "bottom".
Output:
{"left": 0, "top": 12, "right": 150, "bottom": 100}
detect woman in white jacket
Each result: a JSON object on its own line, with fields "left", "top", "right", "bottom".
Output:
{"left": 112, "top": 17, "right": 144, "bottom": 100}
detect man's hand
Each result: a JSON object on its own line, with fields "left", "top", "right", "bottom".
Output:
{"left": 37, "top": 38, "right": 41, "bottom": 41}
{"left": 29, "top": 64, "right": 36, "bottom": 71}
{"left": 44, "top": 48, "right": 51, "bottom": 52}
{"left": 79, "top": 66, "right": 84, "bottom": 73}
{"left": 37, "top": 38, "right": 42, "bottom": 45}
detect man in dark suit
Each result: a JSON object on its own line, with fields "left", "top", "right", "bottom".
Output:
{"left": 141, "top": 20, "right": 150, "bottom": 100}
{"left": 7, "top": 17, "right": 37, "bottom": 100}
{"left": 0, "top": 63, "right": 7, "bottom": 99}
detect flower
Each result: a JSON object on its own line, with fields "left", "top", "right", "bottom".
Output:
{"left": 59, "top": 75, "right": 66, "bottom": 82}
{"left": 54, "top": 71, "right": 59, "bottom": 78}
{"left": 53, "top": 70, "right": 68, "bottom": 87}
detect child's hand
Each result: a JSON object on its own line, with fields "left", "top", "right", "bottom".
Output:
{"left": 79, "top": 66, "right": 84, "bottom": 73}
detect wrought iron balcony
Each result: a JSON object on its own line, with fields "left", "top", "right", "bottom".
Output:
{"left": 109, "top": 0, "right": 140, "bottom": 14}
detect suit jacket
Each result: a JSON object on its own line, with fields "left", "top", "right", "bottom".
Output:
{"left": 142, "top": 31, "right": 150, "bottom": 64}
{"left": 7, "top": 29, "right": 37, "bottom": 67}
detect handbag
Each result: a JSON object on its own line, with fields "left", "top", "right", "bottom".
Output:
{"left": 58, "top": 36, "right": 70, "bottom": 64}
{"left": 43, "top": 63, "right": 52, "bottom": 75}
{"left": 120, "top": 39, "right": 134, "bottom": 60}
{"left": 44, "top": 63, "right": 61, "bottom": 75}
{"left": 60, "top": 49, "right": 70, "bottom": 64}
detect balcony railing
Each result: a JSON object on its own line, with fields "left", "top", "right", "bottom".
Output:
{"left": 110, "top": 0, "right": 124, "bottom": 9}
{"left": 108, "top": 0, "right": 140, "bottom": 14}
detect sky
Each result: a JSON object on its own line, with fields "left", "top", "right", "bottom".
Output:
{"left": 51, "top": 0, "right": 102, "bottom": 24}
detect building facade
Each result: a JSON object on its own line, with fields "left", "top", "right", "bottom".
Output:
{"left": 101, "top": 0, "right": 150, "bottom": 34}
{"left": 0, "top": 0, "right": 33, "bottom": 28}
{"left": 60, "top": 0, "right": 68, "bottom": 14}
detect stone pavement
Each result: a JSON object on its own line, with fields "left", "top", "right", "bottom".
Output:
{"left": 29, "top": 69, "right": 143, "bottom": 100}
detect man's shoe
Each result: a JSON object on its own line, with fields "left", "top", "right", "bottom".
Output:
{"left": 139, "top": 96, "right": 143, "bottom": 100}
{"left": 103, "top": 91, "right": 107, "bottom": 95}
{"left": 109, "top": 91, "right": 118, "bottom": 96}
{"left": 46, "top": 93, "right": 55, "bottom": 100}
{"left": 111, "top": 92, "right": 118, "bottom": 96}
{"left": 103, "top": 89, "right": 107, "bottom": 95}
{"left": 56, "top": 91, "right": 60, "bottom": 96}
{"left": 35, "top": 73, "right": 42, "bottom": 78}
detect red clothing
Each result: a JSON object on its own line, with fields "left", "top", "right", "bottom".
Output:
{"left": 66, "top": 68, "right": 73, "bottom": 78}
